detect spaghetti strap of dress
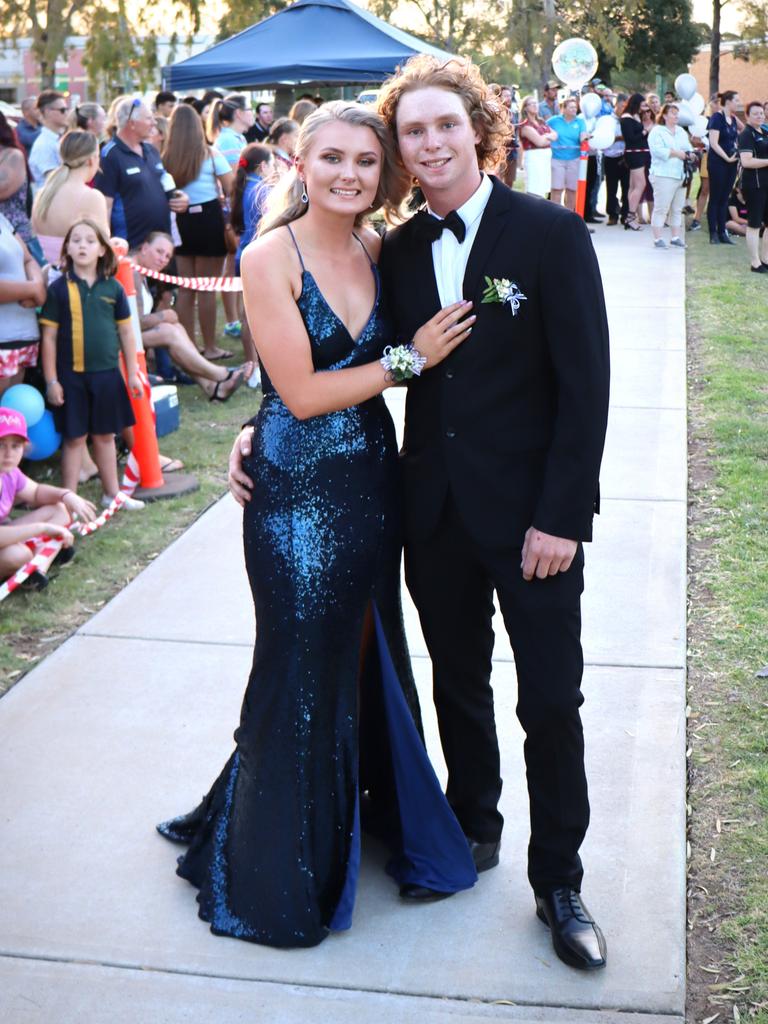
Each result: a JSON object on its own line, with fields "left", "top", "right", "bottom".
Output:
{"left": 352, "top": 232, "right": 375, "bottom": 267}
{"left": 285, "top": 224, "right": 306, "bottom": 272}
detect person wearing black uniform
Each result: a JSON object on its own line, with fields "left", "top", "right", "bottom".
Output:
{"left": 737, "top": 100, "right": 768, "bottom": 273}
{"left": 707, "top": 90, "right": 741, "bottom": 244}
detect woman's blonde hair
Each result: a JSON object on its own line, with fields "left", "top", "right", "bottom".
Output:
{"left": 377, "top": 55, "right": 512, "bottom": 171}
{"left": 259, "top": 100, "right": 409, "bottom": 235}
{"left": 288, "top": 99, "right": 317, "bottom": 125}
{"left": 206, "top": 94, "right": 248, "bottom": 141}
{"left": 105, "top": 94, "right": 130, "bottom": 139}
{"left": 32, "top": 130, "right": 99, "bottom": 223}
{"left": 68, "top": 102, "right": 104, "bottom": 134}
{"left": 520, "top": 95, "right": 541, "bottom": 122}
{"left": 163, "top": 103, "right": 210, "bottom": 189}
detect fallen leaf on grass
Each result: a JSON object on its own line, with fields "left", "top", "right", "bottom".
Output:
{"left": 700, "top": 965, "right": 723, "bottom": 974}
{"left": 702, "top": 1014, "right": 720, "bottom": 1023}
{"left": 716, "top": 818, "right": 722, "bottom": 833}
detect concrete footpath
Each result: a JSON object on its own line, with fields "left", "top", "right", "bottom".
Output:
{"left": 0, "top": 225, "right": 688, "bottom": 1024}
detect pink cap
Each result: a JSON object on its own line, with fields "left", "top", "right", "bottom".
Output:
{"left": 0, "top": 406, "right": 30, "bottom": 442}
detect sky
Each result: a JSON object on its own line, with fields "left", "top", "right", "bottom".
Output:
{"left": 692, "top": 0, "right": 743, "bottom": 32}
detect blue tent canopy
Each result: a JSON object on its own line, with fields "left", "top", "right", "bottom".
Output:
{"left": 163, "top": 0, "right": 453, "bottom": 91}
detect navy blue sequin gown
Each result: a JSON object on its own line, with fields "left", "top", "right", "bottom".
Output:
{"left": 158, "top": 229, "right": 476, "bottom": 948}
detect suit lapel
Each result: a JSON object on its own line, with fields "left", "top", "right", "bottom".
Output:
{"left": 462, "top": 176, "right": 514, "bottom": 301}
{"left": 403, "top": 222, "right": 441, "bottom": 317}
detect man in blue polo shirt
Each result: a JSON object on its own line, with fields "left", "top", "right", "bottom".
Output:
{"left": 94, "top": 98, "right": 188, "bottom": 248}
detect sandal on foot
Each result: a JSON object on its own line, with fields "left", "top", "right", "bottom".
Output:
{"left": 159, "top": 456, "right": 185, "bottom": 473}
{"left": 201, "top": 347, "right": 233, "bottom": 361}
{"left": 209, "top": 365, "right": 246, "bottom": 402}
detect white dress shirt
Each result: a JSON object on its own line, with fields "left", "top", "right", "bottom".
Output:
{"left": 427, "top": 173, "right": 493, "bottom": 307}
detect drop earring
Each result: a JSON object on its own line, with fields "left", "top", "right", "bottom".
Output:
{"left": 300, "top": 181, "right": 309, "bottom": 204}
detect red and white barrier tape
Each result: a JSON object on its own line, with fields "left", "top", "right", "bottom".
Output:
{"left": 71, "top": 492, "right": 126, "bottom": 537}
{"left": 0, "top": 535, "right": 63, "bottom": 602}
{"left": 129, "top": 260, "right": 243, "bottom": 292}
{"left": 120, "top": 451, "right": 141, "bottom": 497}
{"left": 0, "top": 494, "right": 126, "bottom": 603}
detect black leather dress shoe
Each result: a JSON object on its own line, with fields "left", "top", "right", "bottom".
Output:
{"left": 399, "top": 836, "right": 501, "bottom": 900}
{"left": 399, "top": 883, "right": 454, "bottom": 902}
{"left": 718, "top": 231, "right": 736, "bottom": 245}
{"left": 468, "top": 838, "right": 501, "bottom": 872}
{"left": 535, "top": 887, "right": 607, "bottom": 971}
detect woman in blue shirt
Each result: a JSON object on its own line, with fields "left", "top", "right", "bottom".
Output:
{"left": 206, "top": 95, "right": 256, "bottom": 343}
{"left": 707, "top": 90, "right": 741, "bottom": 245}
{"left": 163, "top": 104, "right": 234, "bottom": 360}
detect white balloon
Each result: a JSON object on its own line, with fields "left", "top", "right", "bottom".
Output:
{"left": 676, "top": 101, "right": 695, "bottom": 127}
{"left": 552, "top": 37, "right": 599, "bottom": 90}
{"left": 674, "top": 73, "right": 697, "bottom": 101}
{"left": 591, "top": 114, "right": 617, "bottom": 150}
{"left": 580, "top": 92, "right": 602, "bottom": 119}
{"left": 691, "top": 114, "right": 709, "bottom": 138}
{"left": 688, "top": 92, "right": 705, "bottom": 116}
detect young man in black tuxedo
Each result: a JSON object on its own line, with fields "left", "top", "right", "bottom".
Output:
{"left": 375, "top": 56, "right": 610, "bottom": 971}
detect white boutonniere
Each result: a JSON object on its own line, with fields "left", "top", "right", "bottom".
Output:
{"left": 481, "top": 277, "right": 527, "bottom": 315}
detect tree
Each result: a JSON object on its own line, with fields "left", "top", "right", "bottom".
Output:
{"left": 0, "top": 0, "right": 200, "bottom": 92}
{"left": 621, "top": 0, "right": 700, "bottom": 79}
{"left": 734, "top": 0, "right": 768, "bottom": 64}
{"left": 368, "top": 0, "right": 504, "bottom": 59}
{"left": 86, "top": 15, "right": 162, "bottom": 98}
{"left": 216, "top": 0, "right": 288, "bottom": 41}
{"left": 1, "top": 0, "right": 83, "bottom": 88}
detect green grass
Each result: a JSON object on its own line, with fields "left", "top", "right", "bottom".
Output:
{"left": 0, "top": 351, "right": 260, "bottom": 694}
{"left": 686, "top": 224, "right": 768, "bottom": 1021}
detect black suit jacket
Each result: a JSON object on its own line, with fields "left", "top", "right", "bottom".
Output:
{"left": 378, "top": 177, "right": 610, "bottom": 549}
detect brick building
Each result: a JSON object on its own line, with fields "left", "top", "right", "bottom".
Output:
{"left": 690, "top": 44, "right": 768, "bottom": 103}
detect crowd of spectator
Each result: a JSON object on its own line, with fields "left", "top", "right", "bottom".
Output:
{"left": 490, "top": 79, "right": 768, "bottom": 268}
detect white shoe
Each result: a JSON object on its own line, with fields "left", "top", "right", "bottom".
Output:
{"left": 102, "top": 491, "right": 145, "bottom": 510}
{"left": 247, "top": 367, "right": 262, "bottom": 389}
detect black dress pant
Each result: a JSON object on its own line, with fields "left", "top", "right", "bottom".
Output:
{"left": 405, "top": 495, "right": 590, "bottom": 894}
{"left": 604, "top": 156, "right": 629, "bottom": 221}
{"left": 707, "top": 155, "right": 738, "bottom": 235}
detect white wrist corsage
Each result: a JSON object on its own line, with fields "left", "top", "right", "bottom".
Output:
{"left": 482, "top": 276, "right": 527, "bottom": 315}
{"left": 380, "top": 344, "right": 427, "bottom": 383}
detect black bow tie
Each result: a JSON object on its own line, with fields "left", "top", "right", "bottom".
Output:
{"left": 412, "top": 208, "right": 467, "bottom": 244}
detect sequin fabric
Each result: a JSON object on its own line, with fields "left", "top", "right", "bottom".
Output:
{"left": 157, "top": 242, "right": 423, "bottom": 948}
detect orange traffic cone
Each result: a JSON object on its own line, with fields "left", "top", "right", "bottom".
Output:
{"left": 575, "top": 138, "right": 590, "bottom": 219}
{"left": 112, "top": 238, "right": 164, "bottom": 490}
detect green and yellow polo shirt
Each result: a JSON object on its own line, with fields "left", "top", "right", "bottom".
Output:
{"left": 40, "top": 272, "right": 132, "bottom": 373}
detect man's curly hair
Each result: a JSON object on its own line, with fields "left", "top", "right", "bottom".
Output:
{"left": 377, "top": 55, "right": 512, "bottom": 172}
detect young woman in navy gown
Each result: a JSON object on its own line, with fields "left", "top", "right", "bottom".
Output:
{"left": 157, "top": 102, "right": 477, "bottom": 947}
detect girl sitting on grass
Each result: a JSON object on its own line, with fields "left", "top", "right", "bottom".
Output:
{"left": 0, "top": 406, "right": 96, "bottom": 590}
{"left": 39, "top": 218, "right": 145, "bottom": 511}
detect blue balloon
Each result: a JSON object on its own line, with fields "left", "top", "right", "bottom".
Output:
{"left": 25, "top": 410, "right": 61, "bottom": 461}
{"left": 2, "top": 383, "right": 45, "bottom": 428}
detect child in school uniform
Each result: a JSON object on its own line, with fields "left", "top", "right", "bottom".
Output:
{"left": 39, "top": 217, "right": 145, "bottom": 510}
{"left": 0, "top": 406, "right": 97, "bottom": 590}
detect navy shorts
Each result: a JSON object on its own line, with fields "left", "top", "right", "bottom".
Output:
{"left": 54, "top": 367, "right": 135, "bottom": 439}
